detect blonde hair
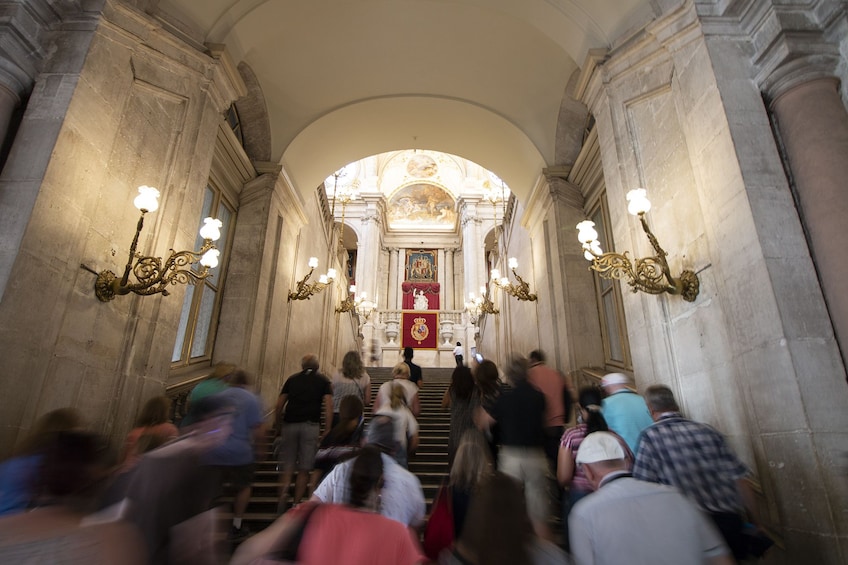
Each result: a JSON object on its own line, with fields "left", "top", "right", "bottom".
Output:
{"left": 392, "top": 362, "right": 410, "bottom": 380}
{"left": 390, "top": 383, "right": 407, "bottom": 410}
{"left": 450, "top": 429, "right": 492, "bottom": 490}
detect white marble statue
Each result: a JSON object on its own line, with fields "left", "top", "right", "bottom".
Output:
{"left": 413, "top": 288, "right": 429, "bottom": 310}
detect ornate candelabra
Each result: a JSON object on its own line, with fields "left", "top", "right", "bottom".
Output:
{"left": 288, "top": 257, "right": 336, "bottom": 301}
{"left": 491, "top": 258, "right": 537, "bottom": 302}
{"left": 81, "top": 185, "right": 222, "bottom": 302}
{"left": 576, "top": 188, "right": 699, "bottom": 302}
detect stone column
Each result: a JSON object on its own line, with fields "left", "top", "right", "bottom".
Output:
{"left": 445, "top": 248, "right": 455, "bottom": 310}
{"left": 460, "top": 198, "right": 483, "bottom": 305}
{"left": 357, "top": 198, "right": 382, "bottom": 301}
{"left": 437, "top": 248, "right": 445, "bottom": 310}
{"left": 771, "top": 77, "right": 848, "bottom": 356}
{"left": 396, "top": 248, "right": 406, "bottom": 309}
{"left": 387, "top": 247, "right": 399, "bottom": 309}
{"left": 354, "top": 242, "right": 364, "bottom": 292}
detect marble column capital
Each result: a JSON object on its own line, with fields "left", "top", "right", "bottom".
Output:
{"left": 762, "top": 54, "right": 842, "bottom": 107}
{"left": 460, "top": 216, "right": 482, "bottom": 228}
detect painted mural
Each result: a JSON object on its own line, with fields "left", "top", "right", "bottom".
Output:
{"left": 387, "top": 183, "right": 457, "bottom": 229}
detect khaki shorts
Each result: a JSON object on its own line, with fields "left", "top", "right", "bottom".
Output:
{"left": 279, "top": 421, "right": 320, "bottom": 472}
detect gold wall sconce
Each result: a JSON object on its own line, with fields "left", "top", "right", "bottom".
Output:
{"left": 336, "top": 284, "right": 358, "bottom": 312}
{"left": 355, "top": 294, "right": 376, "bottom": 320}
{"left": 288, "top": 257, "right": 336, "bottom": 301}
{"left": 337, "top": 285, "right": 374, "bottom": 315}
{"left": 491, "top": 258, "right": 537, "bottom": 302}
{"left": 465, "top": 286, "right": 499, "bottom": 325}
{"left": 81, "top": 185, "right": 221, "bottom": 302}
{"left": 576, "top": 188, "right": 699, "bottom": 302}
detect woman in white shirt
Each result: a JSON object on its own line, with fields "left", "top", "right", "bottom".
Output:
{"left": 375, "top": 383, "right": 419, "bottom": 468}
{"left": 374, "top": 362, "right": 420, "bottom": 417}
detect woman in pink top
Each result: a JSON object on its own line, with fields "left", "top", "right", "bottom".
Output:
{"left": 558, "top": 386, "right": 633, "bottom": 550}
{"left": 231, "top": 445, "right": 426, "bottom": 565}
{"left": 121, "top": 396, "right": 179, "bottom": 470}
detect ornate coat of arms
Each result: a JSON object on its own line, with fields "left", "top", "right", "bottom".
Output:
{"left": 410, "top": 316, "right": 430, "bottom": 344}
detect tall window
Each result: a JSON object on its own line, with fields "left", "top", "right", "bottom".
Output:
{"left": 590, "top": 196, "right": 632, "bottom": 369}
{"left": 171, "top": 185, "right": 235, "bottom": 366}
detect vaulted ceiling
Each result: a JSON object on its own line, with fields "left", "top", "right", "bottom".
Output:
{"left": 158, "top": 0, "right": 657, "bottom": 201}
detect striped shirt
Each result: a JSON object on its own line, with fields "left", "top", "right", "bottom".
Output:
{"left": 633, "top": 413, "right": 749, "bottom": 514}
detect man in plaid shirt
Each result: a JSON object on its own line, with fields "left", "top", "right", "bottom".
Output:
{"left": 633, "top": 385, "right": 760, "bottom": 560}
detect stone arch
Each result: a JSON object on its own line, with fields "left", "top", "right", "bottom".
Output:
{"left": 235, "top": 62, "right": 272, "bottom": 162}
{"left": 553, "top": 69, "right": 590, "bottom": 166}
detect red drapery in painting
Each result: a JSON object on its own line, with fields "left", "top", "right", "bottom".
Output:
{"left": 401, "top": 312, "right": 439, "bottom": 349}
{"left": 401, "top": 282, "right": 440, "bottom": 310}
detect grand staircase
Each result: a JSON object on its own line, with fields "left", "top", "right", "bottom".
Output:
{"left": 223, "top": 366, "right": 455, "bottom": 533}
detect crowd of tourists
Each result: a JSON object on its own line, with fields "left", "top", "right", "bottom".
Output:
{"left": 0, "top": 346, "right": 771, "bottom": 564}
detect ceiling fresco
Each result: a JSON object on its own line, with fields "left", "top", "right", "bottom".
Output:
{"left": 387, "top": 183, "right": 457, "bottom": 230}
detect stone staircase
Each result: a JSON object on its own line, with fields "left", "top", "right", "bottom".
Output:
{"left": 221, "top": 366, "right": 455, "bottom": 533}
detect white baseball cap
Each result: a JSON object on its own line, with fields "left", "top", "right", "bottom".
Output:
{"left": 601, "top": 372, "right": 630, "bottom": 387}
{"left": 576, "top": 432, "right": 626, "bottom": 464}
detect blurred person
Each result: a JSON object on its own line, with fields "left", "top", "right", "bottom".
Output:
{"left": 121, "top": 396, "right": 179, "bottom": 470}
{"left": 314, "top": 395, "right": 364, "bottom": 482}
{"left": 558, "top": 386, "right": 633, "bottom": 550}
{"left": 376, "top": 383, "right": 419, "bottom": 468}
{"left": 441, "top": 365, "right": 476, "bottom": 467}
{"left": 569, "top": 432, "right": 733, "bottom": 565}
{"left": 125, "top": 393, "right": 236, "bottom": 565}
{"left": 599, "top": 372, "right": 653, "bottom": 453}
{"left": 330, "top": 350, "right": 371, "bottom": 427}
{"left": 0, "top": 407, "right": 83, "bottom": 516}
{"left": 477, "top": 355, "right": 551, "bottom": 539}
{"left": 369, "top": 338, "right": 381, "bottom": 367}
{"left": 472, "top": 359, "right": 502, "bottom": 466}
{"left": 453, "top": 341, "right": 464, "bottom": 366}
{"left": 231, "top": 445, "right": 426, "bottom": 565}
{"left": 374, "top": 361, "right": 421, "bottom": 417}
{"left": 312, "top": 414, "right": 426, "bottom": 528}
{"left": 276, "top": 354, "right": 333, "bottom": 512}
{"left": 634, "top": 385, "right": 761, "bottom": 560}
{"left": 403, "top": 346, "right": 424, "bottom": 388}
{"left": 205, "top": 369, "right": 265, "bottom": 541}
{"left": 445, "top": 472, "right": 569, "bottom": 565}
{"left": 446, "top": 429, "right": 493, "bottom": 540}
{"left": 181, "top": 361, "right": 236, "bottom": 427}
{"left": 528, "top": 349, "right": 573, "bottom": 472}
{"left": 0, "top": 430, "right": 146, "bottom": 564}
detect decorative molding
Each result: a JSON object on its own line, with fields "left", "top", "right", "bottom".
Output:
{"left": 574, "top": 48, "right": 609, "bottom": 104}
{"left": 254, "top": 161, "right": 283, "bottom": 175}
{"left": 758, "top": 43, "right": 841, "bottom": 103}
{"left": 206, "top": 43, "right": 249, "bottom": 113}
{"left": 239, "top": 173, "right": 276, "bottom": 207}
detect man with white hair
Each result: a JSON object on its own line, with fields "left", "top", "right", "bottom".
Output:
{"left": 569, "top": 432, "right": 733, "bottom": 565}
{"left": 600, "top": 372, "right": 653, "bottom": 453}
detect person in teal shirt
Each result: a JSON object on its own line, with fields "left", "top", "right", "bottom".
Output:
{"left": 600, "top": 372, "right": 654, "bottom": 454}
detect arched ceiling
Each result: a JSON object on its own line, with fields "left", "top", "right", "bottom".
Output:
{"left": 157, "top": 0, "right": 656, "bottom": 201}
